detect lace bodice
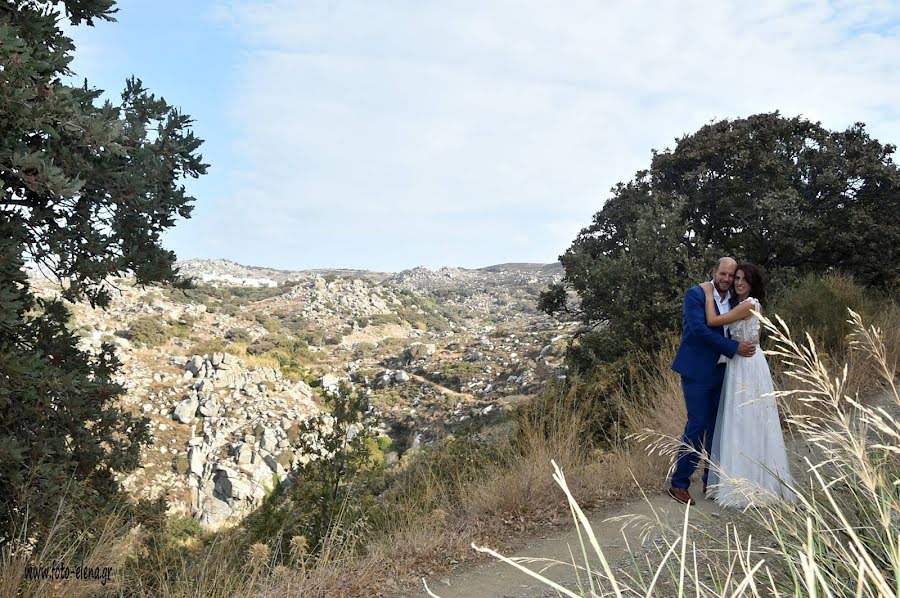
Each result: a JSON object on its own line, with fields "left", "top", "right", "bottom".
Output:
{"left": 730, "top": 297, "right": 761, "bottom": 343}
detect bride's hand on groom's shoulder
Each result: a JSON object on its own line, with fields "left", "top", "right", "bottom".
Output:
{"left": 699, "top": 281, "right": 713, "bottom": 293}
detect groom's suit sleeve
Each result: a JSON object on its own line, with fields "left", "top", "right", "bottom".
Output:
{"left": 683, "top": 286, "right": 739, "bottom": 358}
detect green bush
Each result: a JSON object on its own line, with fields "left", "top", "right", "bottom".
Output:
{"left": 769, "top": 273, "right": 875, "bottom": 356}
{"left": 241, "top": 383, "right": 376, "bottom": 556}
{"left": 248, "top": 334, "right": 296, "bottom": 355}
{"left": 225, "top": 327, "right": 251, "bottom": 343}
{"left": 173, "top": 454, "right": 189, "bottom": 475}
{"left": 253, "top": 312, "right": 280, "bottom": 332}
{"left": 435, "top": 360, "right": 484, "bottom": 383}
{"left": 169, "top": 315, "right": 195, "bottom": 339}
{"left": 128, "top": 316, "right": 173, "bottom": 347}
{"left": 189, "top": 338, "right": 228, "bottom": 356}
{"left": 127, "top": 314, "right": 195, "bottom": 347}
{"left": 369, "top": 313, "right": 402, "bottom": 327}
{"left": 352, "top": 342, "right": 378, "bottom": 359}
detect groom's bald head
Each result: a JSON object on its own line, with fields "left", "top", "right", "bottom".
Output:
{"left": 715, "top": 257, "right": 737, "bottom": 273}
{"left": 713, "top": 257, "right": 737, "bottom": 293}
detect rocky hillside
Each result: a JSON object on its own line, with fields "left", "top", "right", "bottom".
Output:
{"left": 33, "top": 259, "right": 574, "bottom": 530}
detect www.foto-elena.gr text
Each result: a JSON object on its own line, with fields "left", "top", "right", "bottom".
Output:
{"left": 24, "top": 561, "right": 113, "bottom": 586}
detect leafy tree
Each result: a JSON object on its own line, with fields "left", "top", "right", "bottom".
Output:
{"left": 293, "top": 382, "right": 374, "bottom": 547}
{"left": 542, "top": 113, "right": 900, "bottom": 372}
{"left": 0, "top": 1, "right": 206, "bottom": 538}
{"left": 241, "top": 382, "right": 376, "bottom": 557}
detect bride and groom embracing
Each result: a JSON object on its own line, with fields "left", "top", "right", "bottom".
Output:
{"left": 669, "top": 257, "right": 795, "bottom": 508}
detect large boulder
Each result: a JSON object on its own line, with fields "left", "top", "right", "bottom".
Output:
{"left": 173, "top": 395, "right": 200, "bottom": 424}
{"left": 259, "top": 427, "right": 279, "bottom": 452}
{"left": 320, "top": 373, "right": 341, "bottom": 396}
{"left": 400, "top": 342, "right": 436, "bottom": 365}
{"left": 199, "top": 397, "right": 221, "bottom": 417}
{"left": 188, "top": 447, "right": 205, "bottom": 477}
{"left": 185, "top": 355, "right": 204, "bottom": 376}
{"left": 198, "top": 494, "right": 232, "bottom": 529}
{"left": 214, "top": 466, "right": 252, "bottom": 501}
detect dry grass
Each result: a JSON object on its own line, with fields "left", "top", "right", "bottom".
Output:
{"left": 768, "top": 273, "right": 900, "bottom": 406}
{"left": 29, "top": 294, "right": 900, "bottom": 596}
{"left": 264, "top": 343, "right": 686, "bottom": 595}
{"left": 472, "top": 307, "right": 900, "bottom": 597}
{"left": 0, "top": 507, "right": 138, "bottom": 598}
{"left": 3, "top": 335, "right": 687, "bottom": 597}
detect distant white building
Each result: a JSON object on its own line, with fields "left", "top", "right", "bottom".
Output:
{"left": 198, "top": 273, "right": 278, "bottom": 288}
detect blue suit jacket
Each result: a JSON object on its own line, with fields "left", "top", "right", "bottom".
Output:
{"left": 671, "top": 285, "right": 739, "bottom": 381}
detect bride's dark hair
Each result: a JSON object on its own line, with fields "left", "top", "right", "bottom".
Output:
{"left": 736, "top": 262, "right": 766, "bottom": 305}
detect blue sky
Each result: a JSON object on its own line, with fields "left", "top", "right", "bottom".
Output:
{"left": 66, "top": 0, "right": 900, "bottom": 272}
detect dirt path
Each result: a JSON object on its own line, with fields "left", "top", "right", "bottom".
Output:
{"left": 416, "top": 387, "right": 897, "bottom": 598}
{"left": 417, "top": 489, "right": 724, "bottom": 597}
{"left": 409, "top": 373, "right": 477, "bottom": 402}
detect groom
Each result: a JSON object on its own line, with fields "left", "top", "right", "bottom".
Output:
{"left": 668, "top": 257, "right": 756, "bottom": 505}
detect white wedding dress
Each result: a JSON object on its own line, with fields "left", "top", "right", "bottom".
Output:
{"left": 708, "top": 298, "right": 796, "bottom": 508}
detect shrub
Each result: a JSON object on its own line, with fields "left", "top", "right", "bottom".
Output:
{"left": 254, "top": 312, "right": 280, "bottom": 332}
{"left": 434, "top": 360, "right": 486, "bottom": 386}
{"left": 128, "top": 316, "right": 172, "bottom": 347}
{"left": 173, "top": 454, "right": 189, "bottom": 475}
{"left": 241, "top": 383, "right": 376, "bottom": 556}
{"left": 368, "top": 313, "right": 402, "bottom": 327}
{"left": 189, "top": 338, "right": 228, "bottom": 356}
{"left": 769, "top": 273, "right": 873, "bottom": 356}
{"left": 478, "top": 309, "right": 900, "bottom": 597}
{"left": 225, "top": 327, "right": 252, "bottom": 343}
{"left": 169, "top": 316, "right": 195, "bottom": 339}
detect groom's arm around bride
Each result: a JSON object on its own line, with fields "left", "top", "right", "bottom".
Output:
{"left": 668, "top": 257, "right": 756, "bottom": 505}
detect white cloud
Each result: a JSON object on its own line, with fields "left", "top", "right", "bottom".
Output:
{"left": 204, "top": 0, "right": 900, "bottom": 270}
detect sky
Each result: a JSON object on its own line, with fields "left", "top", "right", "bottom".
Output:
{"left": 65, "top": 0, "right": 900, "bottom": 272}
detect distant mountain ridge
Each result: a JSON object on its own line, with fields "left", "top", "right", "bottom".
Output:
{"left": 175, "top": 258, "right": 563, "bottom": 286}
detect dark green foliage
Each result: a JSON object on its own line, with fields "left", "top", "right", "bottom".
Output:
{"left": 127, "top": 315, "right": 193, "bottom": 347}
{"left": 0, "top": 223, "right": 151, "bottom": 537}
{"left": 295, "top": 382, "right": 375, "bottom": 546}
{"left": 241, "top": 383, "right": 377, "bottom": 555}
{"left": 224, "top": 327, "right": 251, "bottom": 344}
{"left": 0, "top": 1, "right": 205, "bottom": 540}
{"left": 1, "top": 8, "right": 207, "bottom": 308}
{"left": 544, "top": 113, "right": 900, "bottom": 373}
{"left": 395, "top": 289, "right": 462, "bottom": 332}
{"left": 247, "top": 333, "right": 305, "bottom": 356}
{"left": 432, "top": 360, "right": 484, "bottom": 389}
{"left": 769, "top": 273, "right": 879, "bottom": 357}
{"left": 244, "top": 333, "right": 316, "bottom": 382}
{"left": 127, "top": 316, "right": 170, "bottom": 347}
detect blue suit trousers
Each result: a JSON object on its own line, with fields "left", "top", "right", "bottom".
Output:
{"left": 671, "top": 367, "right": 725, "bottom": 489}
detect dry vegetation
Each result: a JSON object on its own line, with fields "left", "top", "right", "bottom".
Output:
{"left": 471, "top": 308, "right": 899, "bottom": 597}
{"left": 3, "top": 275, "right": 897, "bottom": 597}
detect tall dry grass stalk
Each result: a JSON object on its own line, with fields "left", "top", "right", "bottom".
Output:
{"left": 0, "top": 505, "right": 138, "bottom": 598}
{"left": 464, "top": 308, "right": 899, "bottom": 597}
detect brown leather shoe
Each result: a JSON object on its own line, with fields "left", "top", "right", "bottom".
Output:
{"left": 668, "top": 486, "right": 696, "bottom": 505}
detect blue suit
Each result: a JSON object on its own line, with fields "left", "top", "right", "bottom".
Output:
{"left": 670, "top": 285, "right": 739, "bottom": 490}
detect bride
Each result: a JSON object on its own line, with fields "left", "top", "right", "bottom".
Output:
{"left": 700, "top": 263, "right": 796, "bottom": 507}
